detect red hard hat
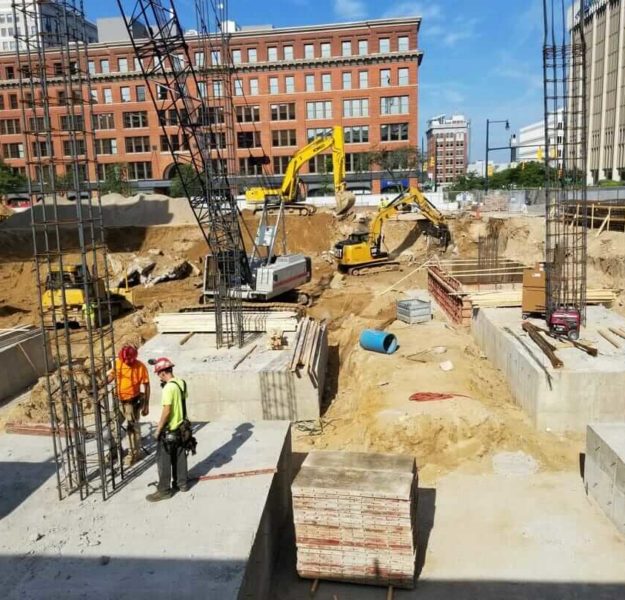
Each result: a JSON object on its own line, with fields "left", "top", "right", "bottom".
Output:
{"left": 153, "top": 357, "right": 175, "bottom": 374}
{"left": 118, "top": 344, "right": 138, "bottom": 365}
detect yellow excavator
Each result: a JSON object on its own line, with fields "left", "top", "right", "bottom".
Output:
{"left": 333, "top": 187, "right": 451, "bottom": 275}
{"left": 245, "top": 125, "right": 356, "bottom": 216}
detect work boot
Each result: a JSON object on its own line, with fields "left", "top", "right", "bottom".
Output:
{"left": 146, "top": 489, "right": 172, "bottom": 502}
{"left": 123, "top": 452, "right": 137, "bottom": 467}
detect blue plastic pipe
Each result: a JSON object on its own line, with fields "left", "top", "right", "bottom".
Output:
{"left": 359, "top": 329, "right": 398, "bottom": 354}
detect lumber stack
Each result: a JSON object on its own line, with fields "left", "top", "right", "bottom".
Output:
{"left": 289, "top": 316, "right": 326, "bottom": 373}
{"left": 155, "top": 310, "right": 299, "bottom": 334}
{"left": 292, "top": 451, "right": 418, "bottom": 589}
{"left": 467, "top": 288, "right": 616, "bottom": 308}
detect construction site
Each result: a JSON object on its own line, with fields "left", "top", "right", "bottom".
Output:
{"left": 1, "top": 0, "right": 625, "bottom": 599}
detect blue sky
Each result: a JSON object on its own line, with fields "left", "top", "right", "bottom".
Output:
{"left": 90, "top": 0, "right": 546, "bottom": 163}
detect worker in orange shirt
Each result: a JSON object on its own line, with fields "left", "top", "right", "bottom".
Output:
{"left": 107, "top": 344, "right": 150, "bottom": 466}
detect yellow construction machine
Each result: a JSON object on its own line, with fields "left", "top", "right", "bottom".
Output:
{"left": 42, "top": 264, "right": 131, "bottom": 327}
{"left": 245, "top": 125, "right": 356, "bottom": 216}
{"left": 333, "top": 187, "right": 451, "bottom": 275}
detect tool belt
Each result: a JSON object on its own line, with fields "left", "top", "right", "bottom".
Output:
{"left": 120, "top": 394, "right": 144, "bottom": 409}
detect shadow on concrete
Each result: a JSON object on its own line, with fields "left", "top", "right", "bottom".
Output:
{"left": 579, "top": 452, "right": 586, "bottom": 480}
{"left": 188, "top": 422, "right": 254, "bottom": 478}
{"left": 0, "top": 460, "right": 56, "bottom": 519}
{"left": 416, "top": 487, "right": 436, "bottom": 579}
{"left": 320, "top": 344, "right": 339, "bottom": 415}
{"left": 0, "top": 305, "right": 29, "bottom": 318}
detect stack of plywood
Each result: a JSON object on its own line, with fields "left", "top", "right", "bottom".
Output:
{"left": 292, "top": 451, "right": 418, "bottom": 589}
{"left": 154, "top": 310, "right": 299, "bottom": 333}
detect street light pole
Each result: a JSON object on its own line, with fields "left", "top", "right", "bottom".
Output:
{"left": 484, "top": 118, "right": 510, "bottom": 194}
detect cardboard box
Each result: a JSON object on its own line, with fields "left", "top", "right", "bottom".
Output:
{"left": 522, "top": 263, "right": 546, "bottom": 315}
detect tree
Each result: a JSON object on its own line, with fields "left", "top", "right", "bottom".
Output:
{"left": 369, "top": 145, "right": 421, "bottom": 178}
{"left": 169, "top": 163, "right": 203, "bottom": 198}
{"left": 100, "top": 164, "right": 132, "bottom": 196}
{"left": 449, "top": 172, "right": 485, "bottom": 191}
{"left": 0, "top": 159, "right": 27, "bottom": 197}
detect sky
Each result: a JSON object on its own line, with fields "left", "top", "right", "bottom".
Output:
{"left": 88, "top": 0, "right": 546, "bottom": 164}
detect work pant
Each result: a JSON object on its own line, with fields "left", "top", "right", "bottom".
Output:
{"left": 156, "top": 435, "right": 188, "bottom": 492}
{"left": 120, "top": 398, "right": 142, "bottom": 458}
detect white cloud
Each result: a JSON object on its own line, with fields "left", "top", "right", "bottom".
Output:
{"left": 382, "top": 2, "right": 442, "bottom": 20}
{"left": 334, "top": 0, "right": 368, "bottom": 19}
{"left": 440, "top": 17, "right": 479, "bottom": 47}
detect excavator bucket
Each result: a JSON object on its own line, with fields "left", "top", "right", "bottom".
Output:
{"left": 335, "top": 190, "right": 356, "bottom": 216}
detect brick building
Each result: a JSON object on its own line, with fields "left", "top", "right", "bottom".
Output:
{"left": 0, "top": 16, "right": 422, "bottom": 194}
{"left": 426, "top": 113, "right": 470, "bottom": 188}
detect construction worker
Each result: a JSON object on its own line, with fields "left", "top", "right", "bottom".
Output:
{"left": 81, "top": 301, "right": 96, "bottom": 328}
{"left": 146, "top": 357, "right": 189, "bottom": 502}
{"left": 107, "top": 344, "right": 150, "bottom": 466}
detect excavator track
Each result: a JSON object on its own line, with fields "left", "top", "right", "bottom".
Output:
{"left": 252, "top": 204, "right": 316, "bottom": 216}
{"left": 346, "top": 261, "right": 401, "bottom": 276}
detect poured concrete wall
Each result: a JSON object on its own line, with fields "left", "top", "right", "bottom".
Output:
{"left": 472, "top": 307, "right": 625, "bottom": 432}
{"left": 140, "top": 331, "right": 326, "bottom": 422}
{"left": 0, "top": 328, "right": 50, "bottom": 402}
{"left": 585, "top": 423, "right": 625, "bottom": 537}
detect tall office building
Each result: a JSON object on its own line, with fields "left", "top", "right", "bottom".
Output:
{"left": 0, "top": 16, "right": 422, "bottom": 194}
{"left": 426, "top": 114, "right": 470, "bottom": 187}
{"left": 517, "top": 108, "right": 564, "bottom": 164}
{"left": 0, "top": 0, "right": 97, "bottom": 51}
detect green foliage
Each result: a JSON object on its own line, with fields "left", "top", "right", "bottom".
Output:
{"left": 450, "top": 161, "right": 548, "bottom": 190}
{"left": 598, "top": 179, "right": 621, "bottom": 188}
{"left": 100, "top": 164, "right": 132, "bottom": 196}
{"left": 0, "top": 159, "right": 27, "bottom": 196}
{"left": 169, "top": 163, "right": 203, "bottom": 198}
{"left": 370, "top": 146, "right": 421, "bottom": 176}
{"left": 449, "top": 172, "right": 485, "bottom": 191}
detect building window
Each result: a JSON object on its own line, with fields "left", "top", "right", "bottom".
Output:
{"left": 381, "top": 123, "right": 409, "bottom": 141}
{"left": 232, "top": 49, "right": 241, "bottom": 64}
{"left": 213, "top": 81, "right": 223, "bottom": 97}
{"left": 3, "top": 143, "right": 24, "bottom": 159}
{"left": 134, "top": 57, "right": 142, "bottom": 72}
{"left": 342, "top": 72, "right": 352, "bottom": 90}
{"left": 380, "top": 69, "right": 391, "bottom": 87}
{"left": 32, "top": 141, "right": 48, "bottom": 157}
{"left": 121, "top": 87, "right": 131, "bottom": 102}
{"left": 93, "top": 113, "right": 115, "bottom": 130}
{"left": 248, "top": 78, "right": 259, "bottom": 96}
{"left": 398, "top": 36, "right": 409, "bottom": 51}
{"left": 268, "top": 46, "right": 277, "bottom": 61}
{"left": 304, "top": 43, "right": 314, "bottom": 59}
{"left": 136, "top": 85, "right": 146, "bottom": 102}
{"left": 273, "top": 156, "right": 291, "bottom": 175}
{"left": 195, "top": 52, "right": 205, "bottom": 67}
{"left": 127, "top": 162, "right": 152, "bottom": 180}
{"left": 359, "top": 71, "right": 368, "bottom": 89}
{"left": 236, "top": 105, "right": 260, "bottom": 123}
{"left": 100, "top": 59, "right": 109, "bottom": 74}
{"left": 341, "top": 40, "right": 352, "bottom": 56}
{"left": 125, "top": 136, "right": 151, "bottom": 153}
{"left": 211, "top": 50, "right": 221, "bottom": 65}
{"left": 197, "top": 82, "right": 206, "bottom": 98}
{"left": 234, "top": 79, "right": 244, "bottom": 96}
{"left": 103, "top": 88, "right": 112, "bottom": 104}
{"left": 346, "top": 152, "right": 370, "bottom": 172}
{"left": 239, "top": 157, "right": 263, "bottom": 176}
{"left": 358, "top": 40, "right": 368, "bottom": 55}
{"left": 157, "top": 84, "right": 167, "bottom": 100}
{"left": 285, "top": 75, "right": 295, "bottom": 93}
{"left": 95, "top": 138, "right": 117, "bottom": 154}
{"left": 305, "top": 74, "right": 315, "bottom": 92}
{"left": 272, "top": 129, "right": 297, "bottom": 147}
{"left": 269, "top": 76, "right": 279, "bottom": 94}
{"left": 63, "top": 139, "right": 86, "bottom": 156}
{"left": 237, "top": 131, "right": 262, "bottom": 148}
{"left": 0, "top": 119, "right": 21, "bottom": 135}
{"left": 271, "top": 102, "right": 296, "bottom": 121}
{"left": 88, "top": 60, "right": 95, "bottom": 75}
{"left": 379, "top": 37, "right": 390, "bottom": 53}
{"left": 60, "top": 115, "right": 84, "bottom": 130}
{"left": 0, "top": 96, "right": 3, "bottom": 110}
{"left": 118, "top": 57, "right": 128, "bottom": 73}
{"left": 283, "top": 45, "right": 294, "bottom": 60}
{"left": 123, "top": 111, "right": 148, "bottom": 128}
{"left": 248, "top": 48, "right": 257, "bottom": 63}
{"left": 321, "top": 42, "right": 331, "bottom": 58}
{"left": 9, "top": 94, "right": 18, "bottom": 109}
{"left": 344, "top": 125, "right": 369, "bottom": 143}
{"left": 321, "top": 73, "right": 332, "bottom": 91}
{"left": 380, "top": 95, "right": 409, "bottom": 115}
{"left": 343, "top": 98, "right": 369, "bottom": 118}
{"left": 307, "top": 127, "right": 328, "bottom": 141}
{"left": 306, "top": 101, "right": 332, "bottom": 120}
{"left": 90, "top": 90, "right": 98, "bottom": 103}
{"left": 398, "top": 68, "right": 409, "bottom": 86}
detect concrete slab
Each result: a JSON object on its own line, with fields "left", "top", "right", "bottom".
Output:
{"left": 0, "top": 420, "right": 292, "bottom": 600}
{"left": 272, "top": 471, "right": 625, "bottom": 599}
{"left": 139, "top": 331, "right": 327, "bottom": 422}
{"left": 472, "top": 306, "right": 625, "bottom": 432}
{"left": 302, "top": 450, "right": 416, "bottom": 474}
{"left": 585, "top": 423, "right": 625, "bottom": 536}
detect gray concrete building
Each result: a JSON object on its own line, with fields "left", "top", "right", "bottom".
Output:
{"left": 96, "top": 16, "right": 149, "bottom": 43}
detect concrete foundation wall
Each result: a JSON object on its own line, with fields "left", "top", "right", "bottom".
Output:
{"left": 585, "top": 423, "right": 625, "bottom": 537}
{"left": 0, "top": 328, "right": 50, "bottom": 402}
{"left": 140, "top": 331, "right": 326, "bottom": 422}
{"left": 472, "top": 307, "right": 625, "bottom": 432}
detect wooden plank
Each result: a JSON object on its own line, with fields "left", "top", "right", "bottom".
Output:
{"left": 179, "top": 331, "right": 195, "bottom": 346}
{"left": 609, "top": 327, "right": 625, "bottom": 340}
{"left": 598, "top": 328, "right": 621, "bottom": 349}
{"left": 522, "top": 322, "right": 563, "bottom": 369}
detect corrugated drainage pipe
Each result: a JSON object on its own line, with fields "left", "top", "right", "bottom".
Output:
{"left": 359, "top": 329, "right": 398, "bottom": 354}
